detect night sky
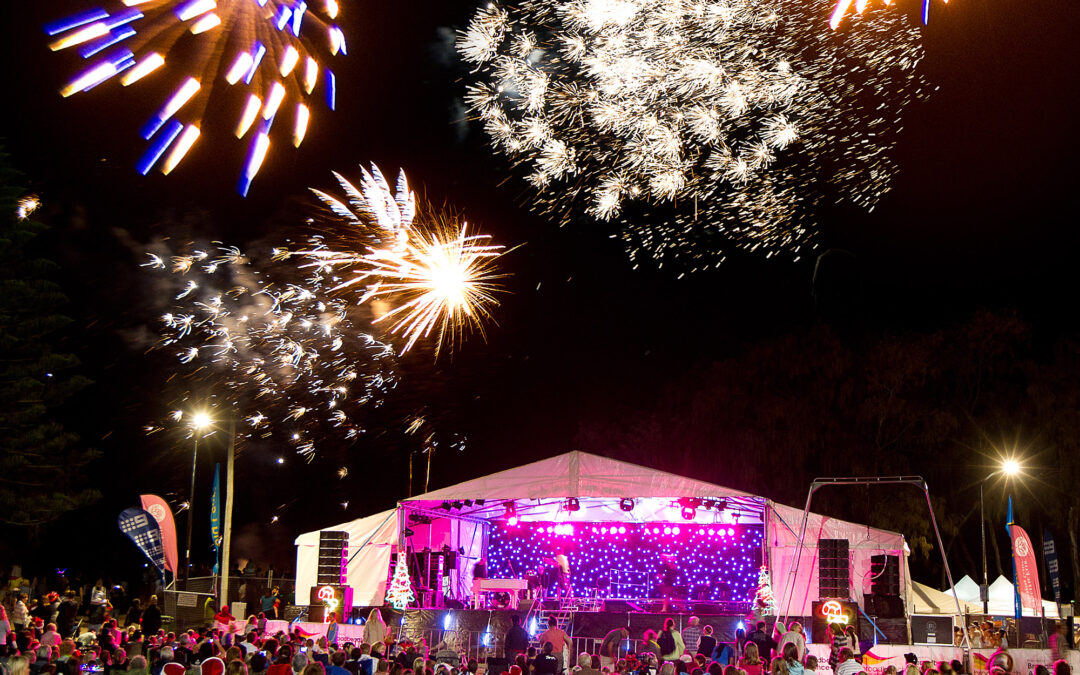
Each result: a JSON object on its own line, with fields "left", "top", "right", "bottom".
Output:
{"left": 1, "top": 0, "right": 1078, "bottom": 587}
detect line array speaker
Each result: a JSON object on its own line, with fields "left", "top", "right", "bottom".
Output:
{"left": 317, "top": 531, "right": 349, "bottom": 585}
{"left": 818, "top": 538, "right": 850, "bottom": 599}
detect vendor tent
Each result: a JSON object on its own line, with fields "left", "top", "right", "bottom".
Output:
{"left": 941, "top": 574, "right": 1059, "bottom": 618}
{"left": 295, "top": 451, "right": 909, "bottom": 617}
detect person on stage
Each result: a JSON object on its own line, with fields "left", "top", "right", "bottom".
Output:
{"left": 658, "top": 555, "right": 678, "bottom": 613}
{"left": 473, "top": 558, "right": 487, "bottom": 580}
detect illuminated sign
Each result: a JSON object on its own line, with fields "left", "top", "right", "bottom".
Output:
{"left": 821, "top": 600, "right": 850, "bottom": 625}
{"left": 317, "top": 585, "right": 340, "bottom": 622}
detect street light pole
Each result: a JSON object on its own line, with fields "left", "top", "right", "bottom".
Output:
{"left": 184, "top": 432, "right": 199, "bottom": 582}
{"left": 980, "top": 479, "right": 989, "bottom": 615}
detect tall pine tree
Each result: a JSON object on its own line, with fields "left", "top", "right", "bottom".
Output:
{"left": 0, "top": 148, "right": 99, "bottom": 527}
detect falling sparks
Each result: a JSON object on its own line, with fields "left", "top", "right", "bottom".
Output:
{"left": 293, "top": 165, "right": 509, "bottom": 356}
{"left": 16, "top": 195, "right": 41, "bottom": 221}
{"left": 459, "top": 0, "right": 928, "bottom": 271}
{"left": 144, "top": 241, "right": 397, "bottom": 459}
{"left": 45, "top": 0, "right": 346, "bottom": 194}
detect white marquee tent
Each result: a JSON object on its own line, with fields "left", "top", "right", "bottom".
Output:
{"left": 295, "top": 451, "right": 910, "bottom": 615}
{"left": 943, "top": 574, "right": 1060, "bottom": 618}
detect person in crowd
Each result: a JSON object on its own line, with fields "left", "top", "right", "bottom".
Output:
{"left": 696, "top": 626, "right": 717, "bottom": 662}
{"left": 1052, "top": 661, "right": 1071, "bottom": 675}
{"left": 776, "top": 624, "right": 805, "bottom": 664}
{"left": 12, "top": 595, "right": 29, "bottom": 633}
{"left": 952, "top": 628, "right": 963, "bottom": 647}
{"left": 782, "top": 644, "right": 802, "bottom": 675}
{"left": 300, "top": 663, "right": 323, "bottom": 675}
{"left": 843, "top": 627, "right": 860, "bottom": 663}
{"left": 140, "top": 598, "right": 162, "bottom": 638}
{"left": 805, "top": 656, "right": 818, "bottom": 673}
{"left": 827, "top": 625, "right": 848, "bottom": 671}
{"left": 682, "top": 620, "right": 703, "bottom": 656}
{"left": 658, "top": 663, "right": 676, "bottom": 675}
{"left": 251, "top": 654, "right": 270, "bottom": 675}
{"left": 433, "top": 642, "right": 458, "bottom": 667}
{"left": 577, "top": 654, "right": 601, "bottom": 675}
{"left": 834, "top": 649, "right": 860, "bottom": 675}
{"left": 539, "top": 622, "right": 571, "bottom": 672}
{"left": 326, "top": 651, "right": 350, "bottom": 675}
{"left": 642, "top": 631, "right": 662, "bottom": 662}
{"left": 747, "top": 624, "right": 774, "bottom": 665}
{"left": 658, "top": 619, "right": 684, "bottom": 662}
{"left": 504, "top": 616, "right": 530, "bottom": 659}
{"left": 215, "top": 607, "right": 235, "bottom": 628}
{"left": 600, "top": 628, "right": 629, "bottom": 671}
{"left": 1050, "top": 623, "right": 1068, "bottom": 661}
{"left": 769, "top": 658, "right": 788, "bottom": 675}
{"left": 738, "top": 642, "right": 762, "bottom": 675}
{"left": 531, "top": 643, "right": 560, "bottom": 675}
{"left": 291, "top": 651, "right": 310, "bottom": 675}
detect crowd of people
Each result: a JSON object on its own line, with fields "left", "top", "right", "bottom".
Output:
{"left": 0, "top": 579, "right": 1073, "bottom": 675}
{"left": 496, "top": 618, "right": 1075, "bottom": 675}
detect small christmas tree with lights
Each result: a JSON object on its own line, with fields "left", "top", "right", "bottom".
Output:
{"left": 754, "top": 566, "right": 776, "bottom": 616}
{"left": 386, "top": 552, "right": 415, "bottom": 609}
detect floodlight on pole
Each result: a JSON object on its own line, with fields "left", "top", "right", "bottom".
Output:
{"left": 184, "top": 410, "right": 213, "bottom": 581}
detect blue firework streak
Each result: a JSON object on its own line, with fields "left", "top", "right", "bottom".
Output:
{"left": 46, "top": 0, "right": 346, "bottom": 195}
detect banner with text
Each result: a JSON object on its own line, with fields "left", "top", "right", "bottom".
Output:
{"left": 140, "top": 494, "right": 178, "bottom": 573}
{"left": 1011, "top": 524, "right": 1042, "bottom": 615}
{"left": 118, "top": 508, "right": 166, "bottom": 573}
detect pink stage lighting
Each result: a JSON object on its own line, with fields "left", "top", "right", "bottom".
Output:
{"left": 507, "top": 515, "right": 519, "bottom": 526}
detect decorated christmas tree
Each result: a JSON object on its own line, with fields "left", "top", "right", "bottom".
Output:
{"left": 754, "top": 566, "right": 776, "bottom": 615}
{"left": 385, "top": 552, "right": 415, "bottom": 609}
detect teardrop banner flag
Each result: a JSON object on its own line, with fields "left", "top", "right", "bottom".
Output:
{"left": 1010, "top": 524, "right": 1042, "bottom": 614}
{"left": 118, "top": 507, "right": 166, "bottom": 573}
{"left": 140, "top": 494, "right": 179, "bottom": 573}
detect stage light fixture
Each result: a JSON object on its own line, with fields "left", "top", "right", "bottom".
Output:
{"left": 451, "top": 501, "right": 463, "bottom": 510}
{"left": 619, "top": 498, "right": 634, "bottom": 512}
{"left": 503, "top": 501, "right": 516, "bottom": 516}
{"left": 703, "top": 500, "right": 716, "bottom": 510}
{"left": 403, "top": 527, "right": 415, "bottom": 537}
{"left": 507, "top": 515, "right": 519, "bottom": 527}
{"left": 716, "top": 498, "right": 727, "bottom": 511}
{"left": 475, "top": 499, "right": 486, "bottom": 506}
{"left": 681, "top": 506, "right": 696, "bottom": 520}
{"left": 463, "top": 500, "right": 473, "bottom": 507}
{"left": 440, "top": 501, "right": 452, "bottom": 511}
{"left": 565, "top": 498, "right": 580, "bottom": 512}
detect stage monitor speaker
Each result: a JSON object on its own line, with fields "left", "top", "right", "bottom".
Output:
{"left": 818, "top": 538, "right": 850, "bottom": 599}
{"left": 308, "top": 585, "right": 353, "bottom": 623}
{"left": 911, "top": 615, "right": 953, "bottom": 645}
{"left": 317, "top": 531, "right": 349, "bottom": 585}
{"left": 693, "top": 603, "right": 722, "bottom": 615}
{"left": 871, "top": 554, "right": 900, "bottom": 597}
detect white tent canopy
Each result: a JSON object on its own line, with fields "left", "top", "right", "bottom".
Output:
{"left": 910, "top": 580, "right": 981, "bottom": 615}
{"left": 295, "top": 451, "right": 908, "bottom": 616}
{"left": 941, "top": 574, "right": 1060, "bottom": 618}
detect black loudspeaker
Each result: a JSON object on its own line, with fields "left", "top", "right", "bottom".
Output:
{"left": 605, "top": 599, "right": 632, "bottom": 613}
{"left": 863, "top": 594, "right": 904, "bottom": 619}
{"left": 318, "top": 531, "right": 349, "bottom": 585}
{"left": 693, "top": 604, "right": 722, "bottom": 615}
{"left": 911, "top": 615, "right": 953, "bottom": 645}
{"left": 818, "top": 539, "right": 850, "bottom": 599}
{"left": 871, "top": 554, "right": 900, "bottom": 597}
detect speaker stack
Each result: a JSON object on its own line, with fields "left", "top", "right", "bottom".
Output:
{"left": 317, "top": 531, "right": 349, "bottom": 585}
{"left": 868, "top": 554, "right": 903, "bottom": 618}
{"left": 310, "top": 531, "right": 351, "bottom": 623}
{"left": 818, "top": 539, "right": 850, "bottom": 599}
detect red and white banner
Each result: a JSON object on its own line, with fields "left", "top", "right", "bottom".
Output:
{"left": 141, "top": 494, "right": 179, "bottom": 573}
{"left": 1011, "top": 524, "right": 1042, "bottom": 615}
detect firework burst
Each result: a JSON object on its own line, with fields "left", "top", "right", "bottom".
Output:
{"left": 293, "top": 165, "right": 508, "bottom": 356}
{"left": 144, "top": 242, "right": 397, "bottom": 459}
{"left": 46, "top": 0, "right": 346, "bottom": 194}
{"left": 459, "top": 0, "right": 928, "bottom": 271}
